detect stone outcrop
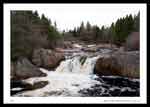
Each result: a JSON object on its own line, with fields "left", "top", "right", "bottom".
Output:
{"left": 125, "top": 32, "right": 139, "bottom": 51}
{"left": 94, "top": 51, "right": 139, "bottom": 78}
{"left": 11, "top": 57, "right": 47, "bottom": 80}
{"left": 32, "top": 48, "right": 65, "bottom": 69}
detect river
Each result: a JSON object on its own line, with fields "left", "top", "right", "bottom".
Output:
{"left": 11, "top": 44, "right": 139, "bottom": 97}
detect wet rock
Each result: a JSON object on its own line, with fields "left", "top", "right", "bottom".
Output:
{"left": 82, "top": 47, "right": 98, "bottom": 52}
{"left": 11, "top": 80, "right": 32, "bottom": 89}
{"left": 120, "top": 89, "right": 139, "bottom": 96}
{"left": 94, "top": 51, "right": 139, "bottom": 78}
{"left": 11, "top": 58, "right": 47, "bottom": 80}
{"left": 109, "top": 88, "right": 121, "bottom": 96}
{"left": 79, "top": 76, "right": 139, "bottom": 97}
{"left": 94, "top": 57, "right": 122, "bottom": 76}
{"left": 128, "top": 80, "right": 139, "bottom": 89}
{"left": 26, "top": 81, "right": 49, "bottom": 90}
{"left": 32, "top": 48, "right": 65, "bottom": 69}
{"left": 11, "top": 80, "right": 33, "bottom": 96}
{"left": 63, "top": 41, "right": 73, "bottom": 49}
{"left": 100, "top": 93, "right": 110, "bottom": 96}
{"left": 11, "top": 80, "right": 49, "bottom": 95}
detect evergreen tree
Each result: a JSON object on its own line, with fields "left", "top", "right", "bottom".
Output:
{"left": 134, "top": 12, "right": 140, "bottom": 32}
{"left": 80, "top": 21, "right": 85, "bottom": 32}
{"left": 48, "top": 19, "right": 52, "bottom": 25}
{"left": 54, "top": 21, "right": 57, "bottom": 28}
{"left": 41, "top": 14, "right": 49, "bottom": 25}
{"left": 73, "top": 27, "right": 77, "bottom": 37}
{"left": 34, "top": 10, "right": 39, "bottom": 17}
{"left": 86, "top": 21, "right": 91, "bottom": 31}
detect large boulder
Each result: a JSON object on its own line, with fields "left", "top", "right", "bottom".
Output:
{"left": 20, "top": 81, "right": 49, "bottom": 90}
{"left": 82, "top": 47, "right": 98, "bottom": 52}
{"left": 11, "top": 80, "right": 48, "bottom": 95}
{"left": 32, "top": 48, "right": 65, "bottom": 69}
{"left": 63, "top": 41, "right": 73, "bottom": 49}
{"left": 11, "top": 58, "right": 47, "bottom": 80}
{"left": 94, "top": 51, "right": 139, "bottom": 78}
{"left": 125, "top": 32, "right": 139, "bottom": 51}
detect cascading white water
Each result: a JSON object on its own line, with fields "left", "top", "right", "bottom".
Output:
{"left": 13, "top": 55, "right": 102, "bottom": 97}
{"left": 56, "top": 56, "right": 99, "bottom": 74}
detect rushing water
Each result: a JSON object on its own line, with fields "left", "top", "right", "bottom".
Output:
{"left": 12, "top": 47, "right": 139, "bottom": 97}
{"left": 13, "top": 55, "right": 102, "bottom": 97}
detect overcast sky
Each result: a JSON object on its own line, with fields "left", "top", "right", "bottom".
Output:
{"left": 34, "top": 4, "right": 140, "bottom": 32}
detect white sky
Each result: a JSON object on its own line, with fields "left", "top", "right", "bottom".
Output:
{"left": 33, "top": 4, "right": 140, "bottom": 32}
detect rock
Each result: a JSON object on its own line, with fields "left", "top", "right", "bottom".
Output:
{"left": 32, "top": 48, "right": 65, "bottom": 69}
{"left": 82, "top": 47, "right": 98, "bottom": 52}
{"left": 109, "top": 88, "right": 121, "bottom": 96}
{"left": 25, "top": 81, "right": 49, "bottom": 90}
{"left": 11, "top": 80, "right": 48, "bottom": 90}
{"left": 94, "top": 51, "right": 139, "bottom": 78}
{"left": 11, "top": 80, "right": 32, "bottom": 95}
{"left": 12, "top": 57, "right": 47, "bottom": 80}
{"left": 97, "top": 44, "right": 117, "bottom": 49}
{"left": 125, "top": 32, "right": 139, "bottom": 51}
{"left": 55, "top": 48, "right": 65, "bottom": 52}
{"left": 120, "top": 88, "right": 139, "bottom": 96}
{"left": 63, "top": 41, "right": 73, "bottom": 49}
{"left": 11, "top": 80, "right": 48, "bottom": 95}
{"left": 118, "top": 46, "right": 125, "bottom": 52}
{"left": 73, "top": 44, "right": 82, "bottom": 49}
{"left": 11, "top": 80, "right": 32, "bottom": 89}
{"left": 94, "top": 57, "right": 122, "bottom": 76}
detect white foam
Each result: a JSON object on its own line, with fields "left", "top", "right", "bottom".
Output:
{"left": 14, "top": 56, "right": 101, "bottom": 97}
{"left": 73, "top": 44, "right": 82, "bottom": 49}
{"left": 121, "top": 87, "right": 136, "bottom": 92}
{"left": 56, "top": 55, "right": 100, "bottom": 74}
{"left": 11, "top": 88, "right": 24, "bottom": 91}
{"left": 14, "top": 71, "right": 100, "bottom": 97}
{"left": 109, "top": 86, "right": 120, "bottom": 91}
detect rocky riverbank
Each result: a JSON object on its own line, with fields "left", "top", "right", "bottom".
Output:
{"left": 79, "top": 76, "right": 139, "bottom": 97}
{"left": 11, "top": 43, "right": 140, "bottom": 96}
{"left": 11, "top": 48, "right": 65, "bottom": 94}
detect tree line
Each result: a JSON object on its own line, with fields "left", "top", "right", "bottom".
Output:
{"left": 11, "top": 10, "right": 139, "bottom": 61}
{"left": 65, "top": 12, "right": 140, "bottom": 46}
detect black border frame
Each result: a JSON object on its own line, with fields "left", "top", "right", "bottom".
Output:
{"left": 1, "top": 0, "right": 149, "bottom": 105}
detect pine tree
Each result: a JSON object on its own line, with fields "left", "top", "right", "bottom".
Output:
{"left": 101, "top": 26, "right": 105, "bottom": 42}
{"left": 134, "top": 12, "right": 140, "bottom": 32}
{"left": 110, "top": 22, "right": 115, "bottom": 44}
{"left": 86, "top": 21, "right": 91, "bottom": 31}
{"left": 54, "top": 21, "right": 57, "bottom": 28}
{"left": 34, "top": 10, "right": 38, "bottom": 17}
{"left": 48, "top": 19, "right": 52, "bottom": 25}
{"left": 80, "top": 21, "right": 85, "bottom": 31}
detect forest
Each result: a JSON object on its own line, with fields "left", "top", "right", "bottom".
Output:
{"left": 11, "top": 11, "right": 139, "bottom": 61}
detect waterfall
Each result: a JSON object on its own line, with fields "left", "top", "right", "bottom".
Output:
{"left": 12, "top": 51, "right": 139, "bottom": 97}
{"left": 13, "top": 55, "right": 101, "bottom": 97}
{"left": 56, "top": 55, "right": 100, "bottom": 74}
